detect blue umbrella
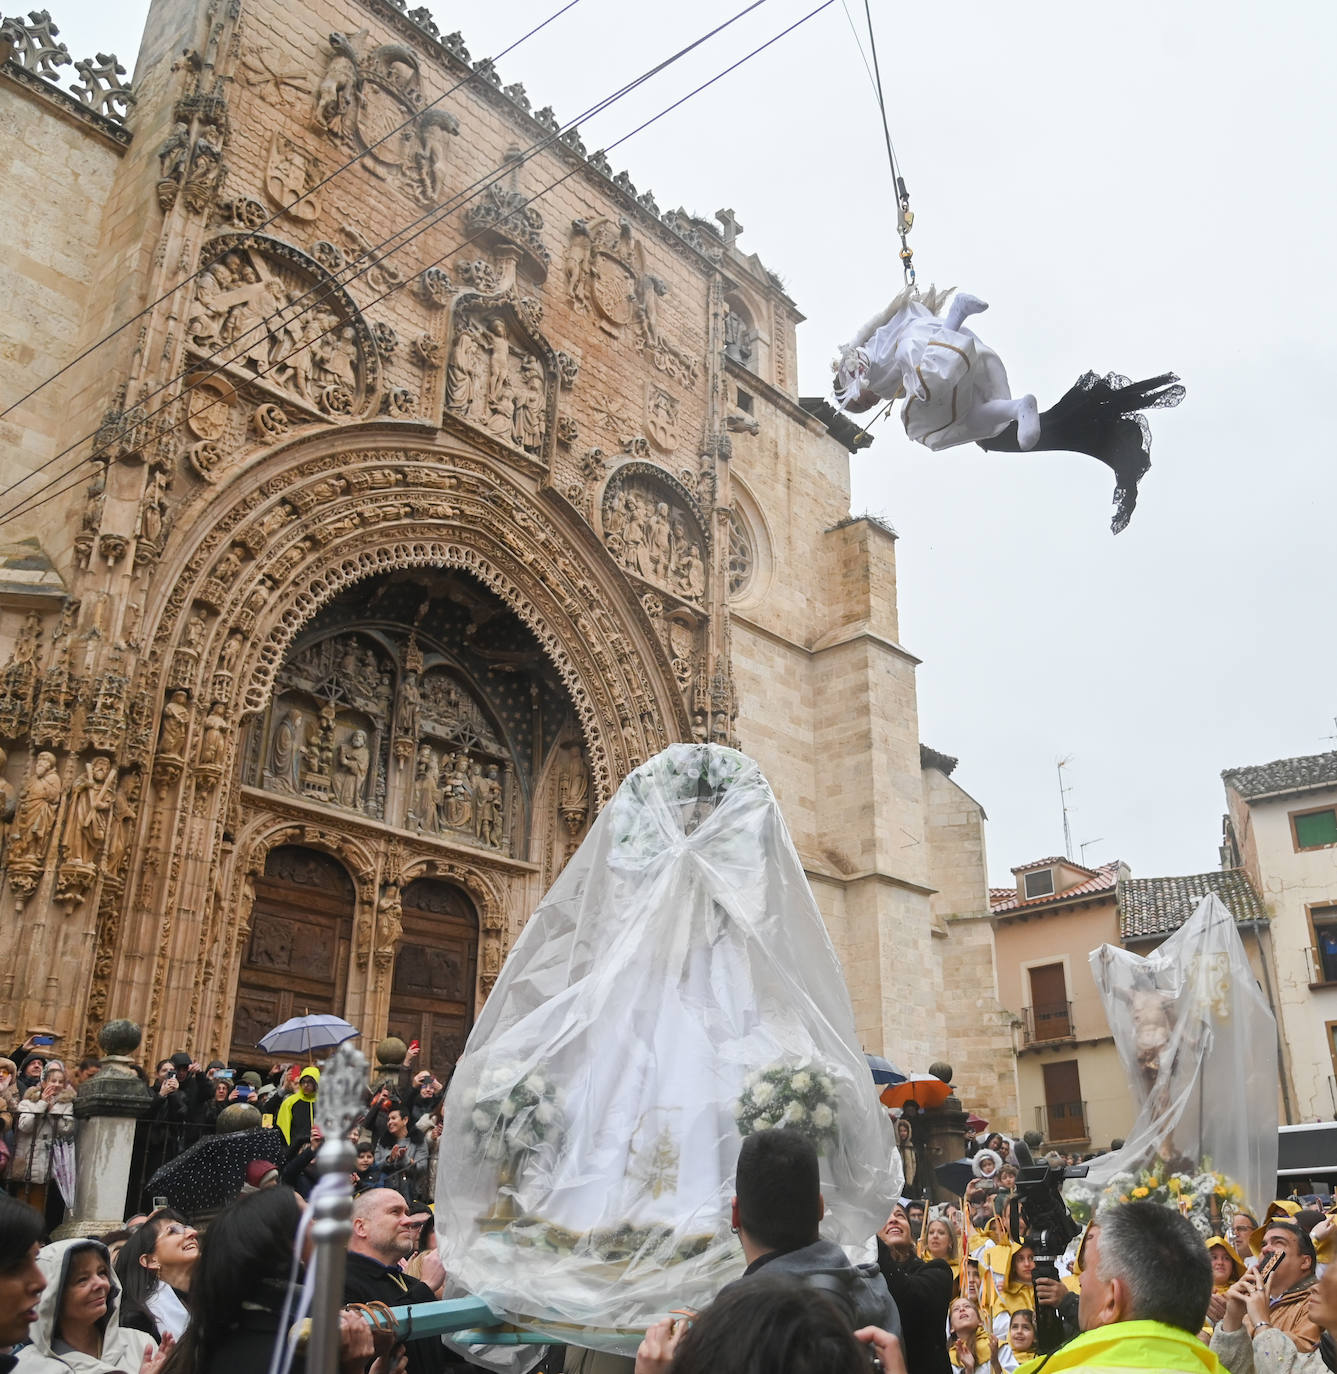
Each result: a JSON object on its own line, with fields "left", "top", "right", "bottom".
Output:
{"left": 258, "top": 1012, "right": 359, "bottom": 1056}
{"left": 865, "top": 1053, "right": 907, "bottom": 1086}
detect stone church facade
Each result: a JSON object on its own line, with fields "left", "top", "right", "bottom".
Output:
{"left": 0, "top": 0, "right": 1017, "bottom": 1122}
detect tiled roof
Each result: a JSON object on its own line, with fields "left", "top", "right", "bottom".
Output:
{"left": 1117, "top": 870, "right": 1267, "bottom": 941}
{"left": 1011, "top": 856, "right": 1092, "bottom": 874}
{"left": 1221, "top": 752, "right": 1337, "bottom": 801}
{"left": 990, "top": 860, "right": 1122, "bottom": 916}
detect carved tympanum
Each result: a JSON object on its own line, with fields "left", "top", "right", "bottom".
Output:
{"left": 601, "top": 466, "right": 707, "bottom": 603}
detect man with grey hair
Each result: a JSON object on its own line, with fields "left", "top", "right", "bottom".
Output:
{"left": 1024, "top": 1202, "right": 1218, "bottom": 1374}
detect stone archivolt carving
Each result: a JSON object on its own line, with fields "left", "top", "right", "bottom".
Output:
{"left": 601, "top": 464, "right": 708, "bottom": 605}
{"left": 443, "top": 299, "right": 556, "bottom": 463}
{"left": 186, "top": 234, "right": 379, "bottom": 422}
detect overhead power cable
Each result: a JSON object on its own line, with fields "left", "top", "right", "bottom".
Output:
{"left": 0, "top": 0, "right": 837, "bottom": 534}
{"left": 0, "top": 0, "right": 586, "bottom": 422}
{"left": 0, "top": 0, "right": 776, "bottom": 519}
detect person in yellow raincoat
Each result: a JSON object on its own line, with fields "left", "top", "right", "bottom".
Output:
{"left": 1203, "top": 1237, "right": 1246, "bottom": 1339}
{"left": 949, "top": 1295, "right": 1000, "bottom": 1373}
{"left": 924, "top": 1216, "right": 963, "bottom": 1296}
{"left": 982, "top": 1240, "right": 1037, "bottom": 1340}
{"left": 274, "top": 1065, "right": 320, "bottom": 1147}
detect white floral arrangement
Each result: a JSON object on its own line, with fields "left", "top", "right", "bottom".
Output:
{"left": 607, "top": 744, "right": 760, "bottom": 867}
{"left": 465, "top": 1059, "right": 565, "bottom": 1165}
{"left": 1063, "top": 1160, "right": 1245, "bottom": 1234}
{"left": 733, "top": 1059, "right": 840, "bottom": 1155}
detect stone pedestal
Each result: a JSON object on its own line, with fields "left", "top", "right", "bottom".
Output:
{"left": 922, "top": 1061, "right": 969, "bottom": 1205}
{"left": 52, "top": 1019, "right": 152, "bottom": 1238}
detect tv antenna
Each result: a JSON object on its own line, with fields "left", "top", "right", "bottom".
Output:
{"left": 1079, "top": 837, "right": 1104, "bottom": 865}
{"left": 1057, "top": 757, "right": 1075, "bottom": 861}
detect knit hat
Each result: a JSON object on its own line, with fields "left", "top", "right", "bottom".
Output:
{"left": 241, "top": 1071, "right": 263, "bottom": 1088}
{"left": 242, "top": 1160, "right": 279, "bottom": 1193}
{"left": 170, "top": 1051, "right": 192, "bottom": 1071}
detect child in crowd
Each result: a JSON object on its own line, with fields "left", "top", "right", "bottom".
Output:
{"left": 997, "top": 1309, "right": 1036, "bottom": 1372}
{"left": 948, "top": 1296, "right": 1000, "bottom": 1374}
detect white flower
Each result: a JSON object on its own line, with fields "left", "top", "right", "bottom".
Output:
{"left": 751, "top": 1082, "right": 775, "bottom": 1107}
{"left": 536, "top": 1103, "right": 556, "bottom": 1126}
{"left": 499, "top": 1096, "right": 518, "bottom": 1118}
{"left": 783, "top": 1102, "right": 807, "bottom": 1125}
{"left": 812, "top": 1104, "right": 834, "bottom": 1129}
{"left": 791, "top": 1072, "right": 812, "bottom": 1093}
{"left": 528, "top": 1075, "right": 547, "bottom": 1095}
{"left": 817, "top": 1075, "right": 834, "bottom": 1096}
{"left": 754, "top": 1117, "right": 774, "bottom": 1131}
{"left": 471, "top": 1109, "right": 491, "bottom": 1131}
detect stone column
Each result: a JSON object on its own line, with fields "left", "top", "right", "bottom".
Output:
{"left": 921, "top": 1061, "right": 969, "bottom": 1205}
{"left": 53, "top": 1019, "right": 152, "bottom": 1238}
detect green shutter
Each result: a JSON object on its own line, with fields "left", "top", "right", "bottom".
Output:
{"left": 1295, "top": 809, "right": 1337, "bottom": 848}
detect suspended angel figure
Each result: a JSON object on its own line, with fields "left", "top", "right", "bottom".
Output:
{"left": 833, "top": 286, "right": 1185, "bottom": 533}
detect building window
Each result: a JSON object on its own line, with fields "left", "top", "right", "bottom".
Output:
{"left": 1039, "top": 1059, "right": 1086, "bottom": 1143}
{"left": 1023, "top": 868, "right": 1055, "bottom": 899}
{"left": 736, "top": 388, "right": 753, "bottom": 414}
{"left": 1026, "top": 963, "right": 1072, "bottom": 1042}
{"left": 1294, "top": 808, "right": 1337, "bottom": 851}
{"left": 1312, "top": 905, "right": 1337, "bottom": 983}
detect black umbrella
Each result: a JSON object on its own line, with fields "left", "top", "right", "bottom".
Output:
{"left": 934, "top": 1157, "right": 977, "bottom": 1198}
{"left": 865, "top": 1053, "right": 907, "bottom": 1086}
{"left": 145, "top": 1126, "right": 288, "bottom": 1214}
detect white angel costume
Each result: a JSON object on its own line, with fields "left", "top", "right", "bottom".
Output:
{"left": 436, "top": 744, "right": 899, "bottom": 1351}
{"left": 833, "top": 288, "right": 1040, "bottom": 451}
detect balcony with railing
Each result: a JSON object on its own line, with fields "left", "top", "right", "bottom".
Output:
{"left": 1021, "top": 1000, "right": 1074, "bottom": 1046}
{"left": 1035, "top": 1099, "right": 1088, "bottom": 1143}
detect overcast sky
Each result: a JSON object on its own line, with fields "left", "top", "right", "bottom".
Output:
{"left": 46, "top": 0, "right": 1337, "bottom": 884}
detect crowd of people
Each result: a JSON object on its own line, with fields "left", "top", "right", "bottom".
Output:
{"left": 3, "top": 1051, "right": 1337, "bottom": 1374}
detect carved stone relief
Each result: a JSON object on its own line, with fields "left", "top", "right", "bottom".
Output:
{"left": 263, "top": 132, "right": 321, "bottom": 221}
{"left": 645, "top": 382, "right": 679, "bottom": 453}
{"left": 601, "top": 466, "right": 707, "bottom": 604}
{"left": 185, "top": 234, "right": 379, "bottom": 422}
{"left": 443, "top": 302, "right": 554, "bottom": 460}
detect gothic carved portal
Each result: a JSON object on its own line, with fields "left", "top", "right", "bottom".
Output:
{"left": 242, "top": 569, "right": 582, "bottom": 859}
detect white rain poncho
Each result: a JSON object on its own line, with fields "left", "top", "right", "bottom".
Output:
{"left": 436, "top": 743, "right": 899, "bottom": 1351}
{"left": 1063, "top": 894, "right": 1278, "bottom": 1227}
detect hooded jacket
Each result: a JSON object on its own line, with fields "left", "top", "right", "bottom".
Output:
{"left": 274, "top": 1066, "right": 319, "bottom": 1146}
{"left": 718, "top": 1238, "right": 903, "bottom": 1335}
{"left": 14, "top": 1238, "right": 156, "bottom": 1374}
{"left": 1018, "top": 1319, "right": 1226, "bottom": 1374}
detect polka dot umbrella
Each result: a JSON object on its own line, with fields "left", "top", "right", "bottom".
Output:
{"left": 145, "top": 1125, "right": 288, "bottom": 1215}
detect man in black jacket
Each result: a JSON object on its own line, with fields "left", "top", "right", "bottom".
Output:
{"left": 344, "top": 1187, "right": 457, "bottom": 1374}
{"left": 717, "top": 1129, "right": 902, "bottom": 1337}
{"left": 877, "top": 1202, "right": 954, "bottom": 1374}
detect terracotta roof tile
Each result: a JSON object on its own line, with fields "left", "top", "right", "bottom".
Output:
{"left": 990, "top": 861, "right": 1122, "bottom": 916}
{"left": 1117, "top": 870, "right": 1267, "bottom": 940}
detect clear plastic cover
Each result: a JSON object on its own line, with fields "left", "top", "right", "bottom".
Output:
{"left": 1063, "top": 894, "right": 1278, "bottom": 1228}
{"left": 436, "top": 744, "right": 899, "bottom": 1351}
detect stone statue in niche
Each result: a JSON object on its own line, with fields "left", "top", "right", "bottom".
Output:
{"left": 332, "top": 728, "right": 370, "bottom": 808}
{"left": 158, "top": 690, "right": 190, "bottom": 757}
{"left": 8, "top": 751, "right": 63, "bottom": 867}
{"left": 219, "top": 631, "right": 244, "bottom": 675}
{"left": 269, "top": 707, "right": 303, "bottom": 792}
{"left": 106, "top": 772, "right": 139, "bottom": 881}
{"left": 411, "top": 744, "right": 439, "bottom": 832}
{"left": 557, "top": 745, "right": 588, "bottom": 835}
{"left": 62, "top": 756, "right": 117, "bottom": 869}
{"left": 444, "top": 309, "right": 549, "bottom": 456}
{"left": 724, "top": 304, "right": 754, "bottom": 367}
{"left": 440, "top": 752, "right": 474, "bottom": 831}
{"left": 475, "top": 764, "right": 503, "bottom": 848}
{"left": 199, "top": 703, "right": 228, "bottom": 767}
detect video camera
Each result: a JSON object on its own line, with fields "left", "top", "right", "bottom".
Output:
{"left": 1010, "top": 1140, "right": 1087, "bottom": 1355}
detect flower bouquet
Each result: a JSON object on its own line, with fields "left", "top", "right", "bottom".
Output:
{"left": 465, "top": 1059, "right": 565, "bottom": 1166}
{"left": 733, "top": 1059, "right": 840, "bottom": 1154}
{"left": 1064, "top": 1160, "right": 1245, "bottom": 1234}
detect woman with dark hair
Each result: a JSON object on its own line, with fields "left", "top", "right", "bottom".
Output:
{"left": 635, "top": 1274, "right": 899, "bottom": 1374}
{"left": 115, "top": 1210, "right": 199, "bottom": 1342}
{"left": 0, "top": 1196, "right": 45, "bottom": 1371}
{"left": 877, "top": 1202, "right": 954, "bottom": 1374}
{"left": 158, "top": 1187, "right": 395, "bottom": 1374}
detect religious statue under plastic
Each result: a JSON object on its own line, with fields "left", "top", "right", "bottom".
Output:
{"left": 1062, "top": 894, "right": 1278, "bottom": 1230}
{"left": 435, "top": 743, "right": 899, "bottom": 1352}
{"left": 832, "top": 287, "right": 1185, "bottom": 533}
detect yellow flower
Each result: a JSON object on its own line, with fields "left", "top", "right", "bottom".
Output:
{"left": 1132, "top": 1187, "right": 1150, "bottom": 1198}
{"left": 1168, "top": 1179, "right": 1182, "bottom": 1194}
{"left": 1215, "top": 1184, "right": 1227, "bottom": 1196}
